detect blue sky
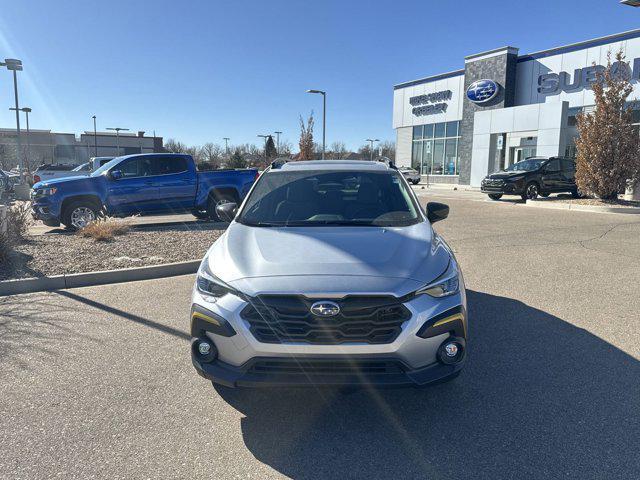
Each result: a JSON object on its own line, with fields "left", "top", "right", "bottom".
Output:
{"left": 0, "top": 0, "right": 638, "bottom": 151}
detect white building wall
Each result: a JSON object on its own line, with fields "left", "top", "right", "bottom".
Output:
{"left": 395, "top": 127, "right": 412, "bottom": 168}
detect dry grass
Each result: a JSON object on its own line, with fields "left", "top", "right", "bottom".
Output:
{"left": 0, "top": 202, "right": 32, "bottom": 261}
{"left": 77, "top": 216, "right": 132, "bottom": 242}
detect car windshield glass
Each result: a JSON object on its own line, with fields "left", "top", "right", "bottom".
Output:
{"left": 506, "top": 159, "right": 544, "bottom": 172}
{"left": 72, "top": 163, "right": 89, "bottom": 172}
{"left": 237, "top": 170, "right": 421, "bottom": 227}
{"left": 90, "top": 156, "right": 124, "bottom": 177}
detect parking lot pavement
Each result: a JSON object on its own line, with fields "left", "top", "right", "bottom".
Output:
{"left": 2, "top": 197, "right": 639, "bottom": 479}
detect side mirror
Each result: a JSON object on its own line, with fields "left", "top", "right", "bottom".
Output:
{"left": 109, "top": 169, "right": 123, "bottom": 180}
{"left": 426, "top": 202, "right": 449, "bottom": 223}
{"left": 215, "top": 202, "right": 238, "bottom": 222}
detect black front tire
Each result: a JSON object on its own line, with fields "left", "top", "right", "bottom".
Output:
{"left": 488, "top": 194, "right": 502, "bottom": 200}
{"left": 207, "top": 193, "right": 237, "bottom": 222}
{"left": 571, "top": 188, "right": 582, "bottom": 199}
{"left": 522, "top": 182, "right": 540, "bottom": 201}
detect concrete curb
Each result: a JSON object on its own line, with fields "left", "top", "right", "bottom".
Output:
{"left": 524, "top": 200, "right": 640, "bottom": 215}
{"left": 0, "top": 259, "right": 200, "bottom": 297}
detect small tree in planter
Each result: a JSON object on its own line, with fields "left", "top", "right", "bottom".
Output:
{"left": 575, "top": 51, "right": 640, "bottom": 200}
{"left": 298, "top": 113, "right": 314, "bottom": 160}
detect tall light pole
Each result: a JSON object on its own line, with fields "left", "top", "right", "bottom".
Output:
{"left": 92, "top": 115, "right": 98, "bottom": 157}
{"left": 306, "top": 89, "right": 326, "bottom": 159}
{"left": 1, "top": 59, "right": 24, "bottom": 182}
{"left": 274, "top": 131, "right": 282, "bottom": 154}
{"left": 106, "top": 127, "right": 129, "bottom": 156}
{"left": 258, "top": 134, "right": 269, "bottom": 163}
{"left": 223, "top": 137, "right": 230, "bottom": 156}
{"left": 366, "top": 138, "right": 380, "bottom": 161}
{"left": 10, "top": 107, "right": 31, "bottom": 170}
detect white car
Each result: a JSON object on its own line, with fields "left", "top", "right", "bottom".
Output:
{"left": 33, "top": 157, "right": 114, "bottom": 184}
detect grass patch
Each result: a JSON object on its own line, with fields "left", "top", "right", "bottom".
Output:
{"left": 77, "top": 216, "right": 132, "bottom": 242}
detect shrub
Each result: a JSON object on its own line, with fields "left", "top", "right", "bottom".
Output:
{"left": 575, "top": 50, "right": 640, "bottom": 200}
{"left": 77, "top": 216, "right": 131, "bottom": 242}
{"left": 0, "top": 202, "right": 32, "bottom": 262}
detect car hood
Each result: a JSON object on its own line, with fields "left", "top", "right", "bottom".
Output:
{"left": 486, "top": 170, "right": 532, "bottom": 180}
{"left": 32, "top": 175, "right": 101, "bottom": 189}
{"left": 206, "top": 222, "right": 452, "bottom": 297}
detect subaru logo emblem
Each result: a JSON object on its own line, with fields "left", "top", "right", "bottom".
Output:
{"left": 466, "top": 79, "right": 499, "bottom": 104}
{"left": 310, "top": 301, "right": 340, "bottom": 317}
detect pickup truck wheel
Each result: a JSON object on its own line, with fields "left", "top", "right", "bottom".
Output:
{"left": 62, "top": 201, "right": 100, "bottom": 230}
{"left": 207, "top": 195, "right": 236, "bottom": 222}
{"left": 488, "top": 194, "right": 502, "bottom": 200}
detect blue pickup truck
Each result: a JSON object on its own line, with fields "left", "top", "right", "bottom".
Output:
{"left": 31, "top": 153, "right": 258, "bottom": 229}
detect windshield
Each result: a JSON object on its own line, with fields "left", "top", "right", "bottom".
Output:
{"left": 237, "top": 170, "right": 421, "bottom": 227}
{"left": 72, "top": 162, "right": 90, "bottom": 172}
{"left": 506, "top": 159, "right": 545, "bottom": 172}
{"left": 90, "top": 156, "right": 124, "bottom": 177}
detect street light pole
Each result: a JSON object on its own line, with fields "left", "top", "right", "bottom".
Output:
{"left": 274, "top": 131, "right": 282, "bottom": 154}
{"left": 1, "top": 59, "right": 24, "bottom": 182}
{"left": 306, "top": 89, "right": 326, "bottom": 159}
{"left": 10, "top": 107, "right": 31, "bottom": 171}
{"left": 366, "top": 138, "right": 380, "bottom": 161}
{"left": 258, "top": 134, "right": 269, "bottom": 163}
{"left": 92, "top": 115, "right": 98, "bottom": 157}
{"left": 223, "top": 137, "right": 230, "bottom": 156}
{"left": 106, "top": 127, "right": 129, "bottom": 156}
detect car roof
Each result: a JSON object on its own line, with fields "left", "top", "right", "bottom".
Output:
{"left": 279, "top": 160, "right": 392, "bottom": 172}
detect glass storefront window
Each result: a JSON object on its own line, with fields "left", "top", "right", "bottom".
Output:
{"left": 410, "top": 121, "right": 461, "bottom": 176}
{"left": 412, "top": 141, "right": 421, "bottom": 169}
{"left": 446, "top": 121, "right": 458, "bottom": 138}
{"left": 423, "top": 124, "right": 434, "bottom": 139}
{"left": 445, "top": 138, "right": 457, "bottom": 175}
{"left": 422, "top": 140, "right": 433, "bottom": 175}
{"left": 413, "top": 126, "right": 423, "bottom": 140}
{"left": 432, "top": 139, "right": 445, "bottom": 175}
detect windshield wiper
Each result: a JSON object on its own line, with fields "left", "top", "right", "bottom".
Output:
{"left": 237, "top": 219, "right": 278, "bottom": 227}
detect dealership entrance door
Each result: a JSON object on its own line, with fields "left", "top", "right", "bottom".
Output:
{"left": 511, "top": 146, "right": 537, "bottom": 164}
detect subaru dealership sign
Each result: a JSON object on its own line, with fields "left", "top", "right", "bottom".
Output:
{"left": 466, "top": 79, "right": 499, "bottom": 103}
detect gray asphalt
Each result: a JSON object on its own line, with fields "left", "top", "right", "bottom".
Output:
{"left": 2, "top": 194, "right": 639, "bottom": 479}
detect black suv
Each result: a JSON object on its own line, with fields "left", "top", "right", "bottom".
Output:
{"left": 481, "top": 157, "right": 579, "bottom": 201}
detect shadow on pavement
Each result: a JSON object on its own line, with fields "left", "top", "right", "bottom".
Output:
{"left": 215, "top": 290, "right": 640, "bottom": 479}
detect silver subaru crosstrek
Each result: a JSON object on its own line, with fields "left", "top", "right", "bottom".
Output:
{"left": 190, "top": 160, "right": 467, "bottom": 388}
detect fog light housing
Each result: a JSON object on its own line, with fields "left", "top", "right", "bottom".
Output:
{"left": 437, "top": 338, "right": 465, "bottom": 365}
{"left": 192, "top": 338, "right": 218, "bottom": 363}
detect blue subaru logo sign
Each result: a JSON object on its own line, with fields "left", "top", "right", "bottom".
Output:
{"left": 466, "top": 79, "right": 499, "bottom": 103}
{"left": 310, "top": 301, "right": 340, "bottom": 317}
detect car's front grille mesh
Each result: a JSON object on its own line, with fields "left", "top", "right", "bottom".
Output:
{"left": 248, "top": 359, "right": 405, "bottom": 375}
{"left": 240, "top": 295, "right": 411, "bottom": 345}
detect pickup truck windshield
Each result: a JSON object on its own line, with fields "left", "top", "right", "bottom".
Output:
{"left": 237, "top": 170, "right": 421, "bottom": 227}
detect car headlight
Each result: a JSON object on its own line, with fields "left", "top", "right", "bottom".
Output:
{"left": 196, "top": 257, "right": 238, "bottom": 302}
{"left": 35, "top": 187, "right": 57, "bottom": 196}
{"left": 415, "top": 259, "right": 460, "bottom": 298}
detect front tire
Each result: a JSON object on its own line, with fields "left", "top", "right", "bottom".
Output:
{"left": 571, "top": 188, "right": 582, "bottom": 199}
{"left": 62, "top": 200, "right": 101, "bottom": 230}
{"left": 488, "top": 194, "right": 502, "bottom": 200}
{"left": 207, "top": 193, "right": 237, "bottom": 222}
{"left": 522, "top": 182, "right": 540, "bottom": 201}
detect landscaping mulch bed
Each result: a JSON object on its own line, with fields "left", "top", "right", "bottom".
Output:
{"left": 548, "top": 196, "right": 640, "bottom": 208}
{"left": 0, "top": 224, "right": 225, "bottom": 281}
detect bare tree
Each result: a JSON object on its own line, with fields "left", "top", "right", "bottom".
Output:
{"left": 328, "top": 141, "right": 348, "bottom": 159}
{"left": 200, "top": 142, "right": 223, "bottom": 169}
{"left": 278, "top": 139, "right": 293, "bottom": 156}
{"left": 576, "top": 50, "right": 640, "bottom": 199}
{"left": 185, "top": 145, "right": 203, "bottom": 163}
{"left": 299, "top": 113, "right": 314, "bottom": 160}
{"left": 379, "top": 141, "right": 396, "bottom": 161}
{"left": 164, "top": 138, "right": 188, "bottom": 153}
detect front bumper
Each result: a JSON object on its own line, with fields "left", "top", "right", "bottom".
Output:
{"left": 30, "top": 195, "right": 61, "bottom": 226}
{"left": 190, "top": 282, "right": 468, "bottom": 388}
{"left": 481, "top": 180, "right": 525, "bottom": 195}
{"left": 192, "top": 352, "right": 465, "bottom": 388}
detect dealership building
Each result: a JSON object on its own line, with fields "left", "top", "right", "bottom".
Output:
{"left": 393, "top": 29, "right": 640, "bottom": 186}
